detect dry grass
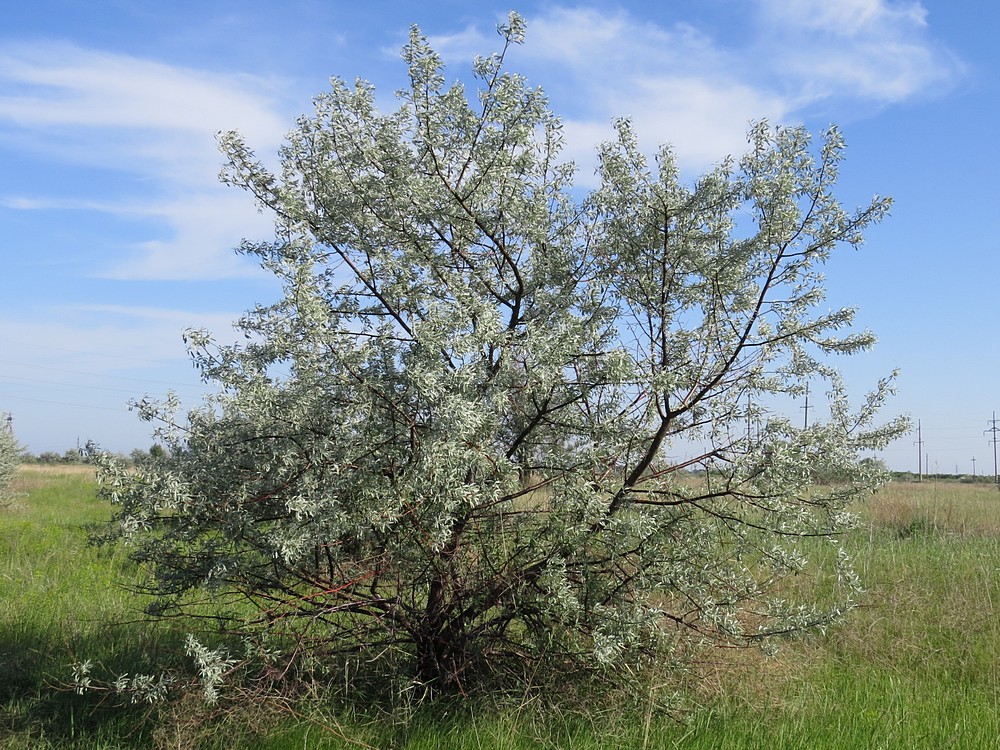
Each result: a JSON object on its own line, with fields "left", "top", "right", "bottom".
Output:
{"left": 17, "top": 463, "right": 97, "bottom": 476}
{"left": 864, "top": 479, "right": 1000, "bottom": 537}
{"left": 11, "top": 463, "right": 96, "bottom": 494}
{"left": 682, "top": 478, "right": 1000, "bottom": 709}
{"left": 680, "top": 636, "right": 825, "bottom": 714}
{"left": 654, "top": 480, "right": 1000, "bottom": 748}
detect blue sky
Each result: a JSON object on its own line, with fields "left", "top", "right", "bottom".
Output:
{"left": 0, "top": 0, "right": 993, "bottom": 473}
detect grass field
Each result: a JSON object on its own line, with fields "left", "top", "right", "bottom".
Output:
{"left": 2, "top": 467, "right": 999, "bottom": 748}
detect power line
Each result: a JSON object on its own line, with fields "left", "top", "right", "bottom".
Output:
{"left": 0, "top": 359, "right": 202, "bottom": 389}
{"left": 0, "top": 392, "right": 136, "bottom": 413}
{"left": 0, "top": 373, "right": 197, "bottom": 396}
{"left": 985, "top": 411, "right": 1000, "bottom": 486}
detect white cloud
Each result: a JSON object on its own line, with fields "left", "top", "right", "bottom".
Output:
{"left": 1, "top": 188, "right": 274, "bottom": 280}
{"left": 514, "top": 7, "right": 792, "bottom": 178}
{"left": 753, "top": 0, "right": 962, "bottom": 103}
{"left": 759, "top": 0, "right": 928, "bottom": 36}
{"left": 76, "top": 303, "right": 234, "bottom": 324}
{"left": 0, "top": 3, "right": 963, "bottom": 278}
{"left": 0, "top": 320, "right": 199, "bottom": 408}
{"left": 420, "top": 3, "right": 960, "bottom": 181}
{"left": 0, "top": 310, "right": 224, "bottom": 453}
{"left": 98, "top": 191, "right": 275, "bottom": 281}
{"left": 0, "top": 41, "right": 287, "bottom": 141}
{"left": 0, "top": 304, "right": 243, "bottom": 364}
{"left": 0, "top": 42, "right": 290, "bottom": 280}
{"left": 425, "top": 23, "right": 493, "bottom": 61}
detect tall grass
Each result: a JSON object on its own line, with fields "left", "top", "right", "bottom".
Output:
{"left": 4, "top": 470, "right": 1000, "bottom": 748}
{"left": 0, "top": 466, "right": 189, "bottom": 749}
{"left": 663, "top": 479, "right": 1000, "bottom": 749}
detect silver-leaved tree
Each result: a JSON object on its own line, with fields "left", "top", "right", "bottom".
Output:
{"left": 0, "top": 424, "right": 19, "bottom": 506}
{"left": 97, "top": 13, "right": 907, "bottom": 697}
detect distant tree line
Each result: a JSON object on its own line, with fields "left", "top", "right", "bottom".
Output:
{"left": 891, "top": 471, "right": 1000, "bottom": 485}
{"left": 18, "top": 445, "right": 167, "bottom": 466}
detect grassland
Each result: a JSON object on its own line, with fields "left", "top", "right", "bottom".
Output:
{"left": 2, "top": 467, "right": 999, "bottom": 748}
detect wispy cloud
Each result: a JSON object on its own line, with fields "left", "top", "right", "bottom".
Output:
{"left": 754, "top": 0, "right": 963, "bottom": 104}
{"left": 0, "top": 2, "right": 963, "bottom": 281}
{"left": 0, "top": 41, "right": 287, "bottom": 142}
{"left": 759, "top": 0, "right": 930, "bottom": 35}
{"left": 0, "top": 41, "right": 290, "bottom": 280}
{"left": 72, "top": 304, "right": 247, "bottom": 349}
{"left": 521, "top": 7, "right": 793, "bottom": 176}
{"left": 426, "top": 2, "right": 962, "bottom": 178}
{"left": 0, "top": 308, "right": 222, "bottom": 451}
{"left": 1, "top": 189, "right": 273, "bottom": 280}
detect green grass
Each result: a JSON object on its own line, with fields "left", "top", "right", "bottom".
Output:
{"left": 0, "top": 466, "right": 188, "bottom": 749}
{"left": 660, "top": 480, "right": 1000, "bottom": 749}
{"left": 4, "top": 470, "right": 1000, "bottom": 748}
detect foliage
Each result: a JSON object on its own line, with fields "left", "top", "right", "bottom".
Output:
{"left": 0, "top": 427, "right": 20, "bottom": 505}
{"left": 24, "top": 449, "right": 88, "bottom": 465}
{"left": 129, "top": 444, "right": 168, "bottom": 469}
{"left": 94, "top": 12, "right": 906, "bottom": 699}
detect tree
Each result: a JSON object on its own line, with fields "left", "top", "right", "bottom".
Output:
{"left": 130, "top": 443, "right": 167, "bottom": 468}
{"left": 0, "top": 426, "right": 21, "bottom": 506}
{"left": 97, "top": 13, "right": 906, "bottom": 699}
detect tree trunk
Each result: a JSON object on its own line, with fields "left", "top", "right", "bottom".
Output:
{"left": 414, "top": 570, "right": 468, "bottom": 695}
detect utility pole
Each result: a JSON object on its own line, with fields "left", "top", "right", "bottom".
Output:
{"left": 2, "top": 412, "right": 11, "bottom": 434}
{"left": 986, "top": 412, "right": 1000, "bottom": 486}
{"left": 801, "top": 382, "right": 810, "bottom": 429}
{"left": 914, "top": 419, "right": 923, "bottom": 482}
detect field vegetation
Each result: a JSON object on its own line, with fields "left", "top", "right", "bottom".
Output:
{"left": 2, "top": 465, "right": 998, "bottom": 748}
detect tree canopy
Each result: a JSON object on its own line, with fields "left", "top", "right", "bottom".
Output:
{"left": 96, "top": 12, "right": 906, "bottom": 700}
{"left": 0, "top": 426, "right": 18, "bottom": 505}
